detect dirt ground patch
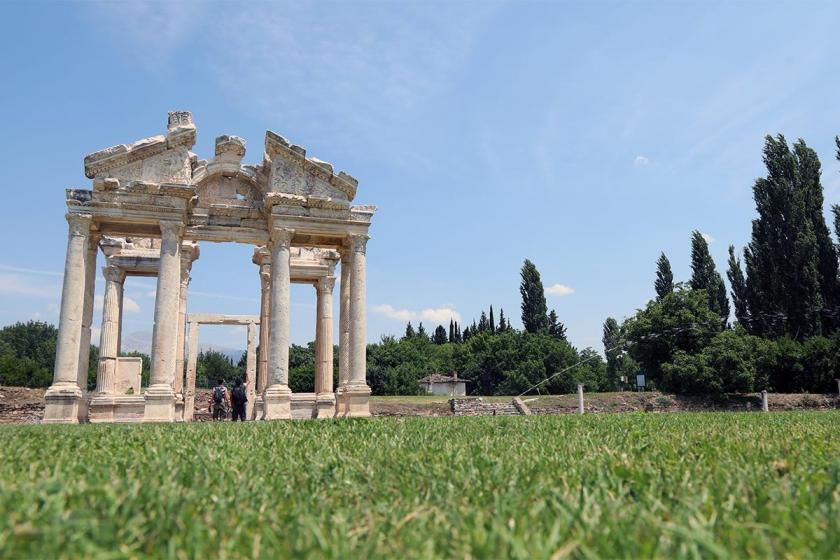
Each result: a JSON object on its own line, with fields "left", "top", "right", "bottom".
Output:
{"left": 2, "top": 387, "right": 836, "bottom": 424}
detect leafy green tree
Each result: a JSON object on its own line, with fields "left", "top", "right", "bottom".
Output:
{"left": 120, "top": 350, "right": 151, "bottom": 388}
{"left": 547, "top": 309, "right": 567, "bottom": 341}
{"left": 624, "top": 284, "right": 724, "bottom": 387}
{"left": 602, "top": 317, "right": 622, "bottom": 386}
{"left": 661, "top": 329, "right": 766, "bottom": 394}
{"left": 416, "top": 322, "right": 428, "bottom": 341}
{"left": 655, "top": 252, "right": 674, "bottom": 300}
{"left": 0, "top": 321, "right": 59, "bottom": 387}
{"left": 690, "top": 230, "right": 729, "bottom": 323}
{"left": 520, "top": 259, "right": 548, "bottom": 333}
{"left": 196, "top": 350, "right": 241, "bottom": 389}
{"left": 744, "top": 135, "right": 823, "bottom": 339}
{"left": 432, "top": 325, "right": 448, "bottom": 345}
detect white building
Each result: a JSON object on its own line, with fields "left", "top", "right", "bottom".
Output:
{"left": 419, "top": 374, "right": 469, "bottom": 396}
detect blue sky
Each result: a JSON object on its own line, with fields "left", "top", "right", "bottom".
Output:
{"left": 1, "top": 0, "right": 839, "bottom": 354}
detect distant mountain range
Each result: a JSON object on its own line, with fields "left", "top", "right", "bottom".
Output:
{"left": 120, "top": 331, "right": 245, "bottom": 362}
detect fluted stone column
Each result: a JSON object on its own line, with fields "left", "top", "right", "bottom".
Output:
{"left": 264, "top": 227, "right": 293, "bottom": 420}
{"left": 184, "top": 321, "right": 199, "bottom": 421}
{"left": 95, "top": 265, "right": 125, "bottom": 394}
{"left": 336, "top": 249, "right": 351, "bottom": 416}
{"left": 76, "top": 234, "right": 99, "bottom": 408}
{"left": 174, "top": 263, "right": 191, "bottom": 394}
{"left": 315, "top": 276, "right": 336, "bottom": 417}
{"left": 346, "top": 234, "right": 371, "bottom": 417}
{"left": 254, "top": 256, "right": 271, "bottom": 419}
{"left": 144, "top": 220, "right": 183, "bottom": 422}
{"left": 245, "top": 321, "right": 258, "bottom": 419}
{"left": 44, "top": 214, "right": 93, "bottom": 424}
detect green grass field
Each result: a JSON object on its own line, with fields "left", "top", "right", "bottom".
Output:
{"left": 1, "top": 412, "right": 838, "bottom": 559}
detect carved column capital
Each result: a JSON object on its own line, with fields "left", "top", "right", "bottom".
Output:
{"left": 102, "top": 265, "right": 126, "bottom": 284}
{"left": 270, "top": 227, "right": 294, "bottom": 248}
{"left": 159, "top": 220, "right": 184, "bottom": 240}
{"left": 348, "top": 234, "right": 369, "bottom": 255}
{"left": 66, "top": 214, "right": 93, "bottom": 237}
{"left": 318, "top": 276, "right": 336, "bottom": 294}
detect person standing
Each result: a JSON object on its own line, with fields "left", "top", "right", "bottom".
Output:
{"left": 230, "top": 378, "right": 248, "bottom": 422}
{"left": 211, "top": 378, "right": 229, "bottom": 421}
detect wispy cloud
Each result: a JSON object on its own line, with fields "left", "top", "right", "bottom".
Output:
{"left": 0, "top": 265, "right": 62, "bottom": 277}
{"left": 546, "top": 283, "right": 575, "bottom": 297}
{"left": 372, "top": 304, "right": 462, "bottom": 325}
{"left": 634, "top": 155, "right": 650, "bottom": 167}
{"left": 0, "top": 274, "right": 59, "bottom": 298}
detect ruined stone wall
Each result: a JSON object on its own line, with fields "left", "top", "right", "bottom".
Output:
{"left": 449, "top": 397, "right": 523, "bottom": 416}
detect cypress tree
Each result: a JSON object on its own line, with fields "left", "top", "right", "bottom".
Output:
{"left": 498, "top": 308, "right": 507, "bottom": 332}
{"left": 727, "top": 245, "right": 750, "bottom": 329}
{"left": 403, "top": 322, "right": 415, "bottom": 339}
{"left": 489, "top": 305, "right": 495, "bottom": 334}
{"left": 745, "top": 135, "right": 823, "bottom": 339}
{"left": 520, "top": 259, "right": 549, "bottom": 333}
{"left": 462, "top": 325, "right": 471, "bottom": 342}
{"left": 547, "top": 309, "right": 567, "bottom": 341}
{"left": 417, "top": 322, "right": 428, "bottom": 340}
{"left": 433, "top": 325, "right": 448, "bottom": 345}
{"left": 690, "top": 230, "right": 729, "bottom": 324}
{"left": 655, "top": 252, "right": 674, "bottom": 300}
{"left": 478, "top": 312, "right": 489, "bottom": 333}
{"left": 448, "top": 319, "right": 455, "bottom": 343}
{"left": 455, "top": 322, "right": 462, "bottom": 343}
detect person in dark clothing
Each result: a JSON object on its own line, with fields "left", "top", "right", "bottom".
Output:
{"left": 230, "top": 378, "right": 248, "bottom": 421}
{"left": 211, "top": 378, "right": 229, "bottom": 421}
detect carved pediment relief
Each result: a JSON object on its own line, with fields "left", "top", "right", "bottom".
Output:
{"left": 83, "top": 112, "right": 196, "bottom": 183}
{"left": 264, "top": 131, "right": 358, "bottom": 209}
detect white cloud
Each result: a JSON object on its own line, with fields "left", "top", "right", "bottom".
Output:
{"left": 546, "top": 283, "right": 575, "bottom": 297}
{"left": 419, "top": 307, "right": 462, "bottom": 324}
{"left": 701, "top": 232, "right": 715, "bottom": 244}
{"left": 634, "top": 155, "right": 650, "bottom": 167}
{"left": 372, "top": 304, "right": 416, "bottom": 322}
{"left": 123, "top": 297, "right": 141, "bottom": 313}
{"left": 372, "top": 304, "right": 461, "bottom": 324}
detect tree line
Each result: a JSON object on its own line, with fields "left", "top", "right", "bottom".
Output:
{"left": 606, "top": 134, "right": 840, "bottom": 394}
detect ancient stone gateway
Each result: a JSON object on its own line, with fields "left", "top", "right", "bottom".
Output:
{"left": 43, "top": 111, "right": 375, "bottom": 423}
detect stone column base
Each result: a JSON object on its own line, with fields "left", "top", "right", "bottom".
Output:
{"left": 43, "top": 382, "right": 83, "bottom": 424}
{"left": 334, "top": 386, "right": 347, "bottom": 417}
{"left": 263, "top": 384, "right": 292, "bottom": 420}
{"left": 143, "top": 384, "right": 176, "bottom": 422}
{"left": 316, "top": 393, "right": 336, "bottom": 419}
{"left": 89, "top": 394, "right": 146, "bottom": 423}
{"left": 252, "top": 395, "right": 265, "bottom": 420}
{"left": 343, "top": 384, "right": 371, "bottom": 418}
{"left": 174, "top": 394, "right": 185, "bottom": 422}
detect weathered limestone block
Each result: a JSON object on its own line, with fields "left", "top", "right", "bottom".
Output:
{"left": 115, "top": 357, "right": 142, "bottom": 394}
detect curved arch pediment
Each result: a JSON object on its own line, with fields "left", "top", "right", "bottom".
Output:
{"left": 192, "top": 167, "right": 264, "bottom": 209}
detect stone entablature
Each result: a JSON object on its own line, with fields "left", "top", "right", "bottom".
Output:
{"left": 45, "top": 111, "right": 375, "bottom": 424}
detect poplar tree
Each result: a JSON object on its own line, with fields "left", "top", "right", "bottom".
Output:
{"left": 727, "top": 245, "right": 750, "bottom": 329}
{"left": 520, "top": 259, "right": 548, "bottom": 333}
{"left": 489, "top": 306, "right": 496, "bottom": 333}
{"left": 745, "top": 135, "right": 823, "bottom": 339}
{"left": 448, "top": 319, "right": 455, "bottom": 343}
{"left": 690, "top": 230, "right": 729, "bottom": 324}
{"left": 602, "top": 317, "right": 622, "bottom": 383}
{"left": 655, "top": 252, "right": 674, "bottom": 300}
